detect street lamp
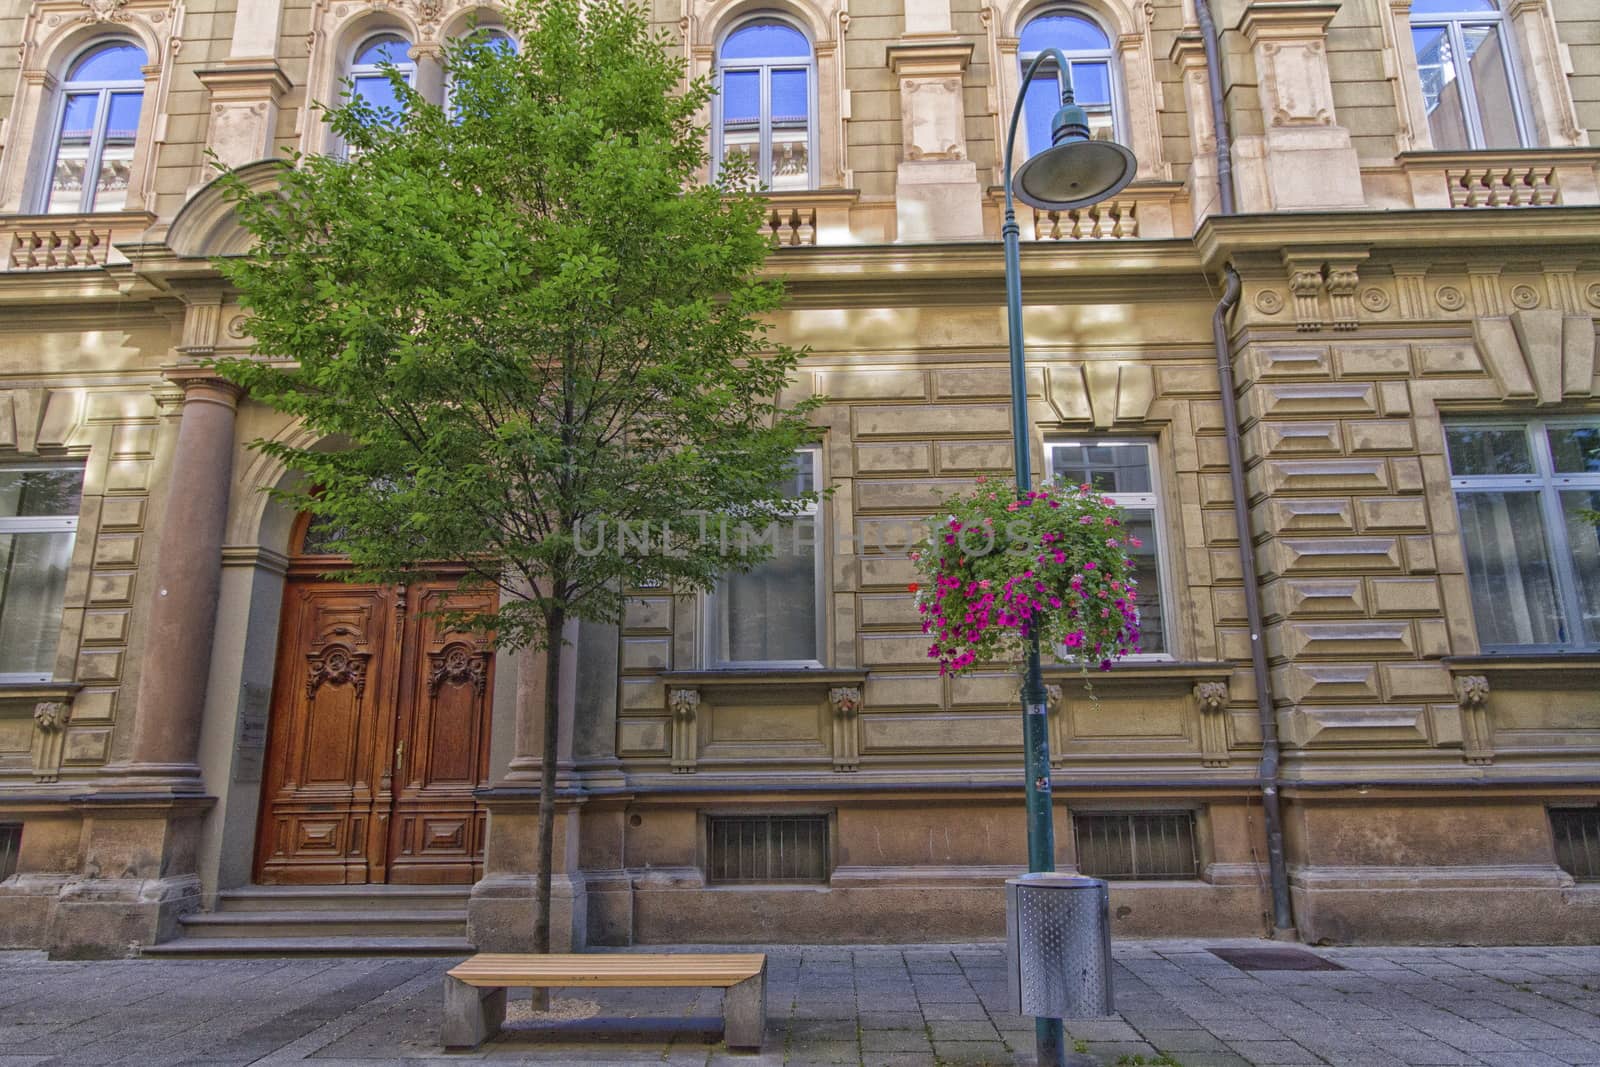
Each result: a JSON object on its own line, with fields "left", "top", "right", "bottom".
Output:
{"left": 1000, "top": 48, "right": 1137, "bottom": 1067}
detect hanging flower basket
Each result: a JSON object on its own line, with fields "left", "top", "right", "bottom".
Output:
{"left": 911, "top": 477, "right": 1143, "bottom": 679}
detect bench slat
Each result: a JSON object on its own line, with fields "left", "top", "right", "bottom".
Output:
{"left": 448, "top": 953, "right": 765, "bottom": 988}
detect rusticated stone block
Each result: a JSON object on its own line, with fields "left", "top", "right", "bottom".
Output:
{"left": 862, "top": 712, "right": 1019, "bottom": 751}
{"left": 91, "top": 535, "right": 139, "bottom": 567}
{"left": 75, "top": 650, "right": 123, "bottom": 682}
{"left": 857, "top": 593, "right": 918, "bottom": 627}
{"left": 104, "top": 460, "right": 152, "bottom": 492}
{"left": 854, "top": 479, "right": 959, "bottom": 512}
{"left": 1333, "top": 345, "right": 1411, "bottom": 377}
{"left": 854, "top": 403, "right": 1009, "bottom": 437}
{"left": 1344, "top": 420, "right": 1416, "bottom": 453}
{"left": 863, "top": 672, "right": 941, "bottom": 708}
{"left": 1403, "top": 535, "right": 1438, "bottom": 573}
{"left": 1196, "top": 436, "right": 1232, "bottom": 471}
{"left": 1355, "top": 497, "right": 1429, "bottom": 532}
{"left": 1251, "top": 459, "right": 1389, "bottom": 494}
{"left": 97, "top": 497, "right": 145, "bottom": 531}
{"left": 617, "top": 719, "right": 668, "bottom": 755}
{"left": 855, "top": 442, "right": 932, "bottom": 474}
{"left": 1381, "top": 662, "right": 1454, "bottom": 700}
{"left": 860, "top": 634, "right": 938, "bottom": 667}
{"left": 936, "top": 440, "right": 1013, "bottom": 473}
{"left": 949, "top": 672, "right": 1018, "bottom": 707}
{"left": 1246, "top": 345, "right": 1331, "bottom": 380}
{"left": 933, "top": 367, "right": 1044, "bottom": 400}
{"left": 1253, "top": 382, "right": 1378, "bottom": 417}
{"left": 80, "top": 611, "right": 129, "bottom": 644}
{"left": 1283, "top": 705, "right": 1430, "bottom": 747}
{"left": 1279, "top": 620, "right": 1415, "bottom": 657}
{"left": 857, "top": 556, "right": 918, "bottom": 589}
{"left": 621, "top": 636, "right": 670, "bottom": 671}
{"left": 1201, "top": 508, "right": 1240, "bottom": 545}
{"left": 1415, "top": 343, "right": 1483, "bottom": 376}
{"left": 1369, "top": 577, "right": 1442, "bottom": 615}
{"left": 1273, "top": 662, "right": 1379, "bottom": 702}
{"left": 1389, "top": 456, "right": 1426, "bottom": 492}
{"left": 1277, "top": 537, "right": 1402, "bottom": 573}
{"left": 1154, "top": 364, "right": 1218, "bottom": 395}
{"left": 1378, "top": 380, "right": 1412, "bottom": 415}
{"left": 817, "top": 369, "right": 927, "bottom": 399}
{"left": 1269, "top": 577, "right": 1366, "bottom": 616}
{"left": 1260, "top": 498, "right": 1355, "bottom": 534}
{"left": 624, "top": 597, "right": 673, "bottom": 631}
{"left": 1253, "top": 421, "right": 1342, "bottom": 456}
{"left": 62, "top": 727, "right": 111, "bottom": 764}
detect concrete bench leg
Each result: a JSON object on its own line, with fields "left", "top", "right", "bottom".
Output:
{"left": 723, "top": 970, "right": 766, "bottom": 1051}
{"left": 441, "top": 976, "right": 506, "bottom": 1051}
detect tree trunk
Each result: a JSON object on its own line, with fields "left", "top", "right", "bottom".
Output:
{"left": 531, "top": 602, "right": 566, "bottom": 1009}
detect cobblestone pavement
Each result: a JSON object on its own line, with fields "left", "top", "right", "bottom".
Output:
{"left": 1, "top": 941, "right": 1597, "bottom": 1067}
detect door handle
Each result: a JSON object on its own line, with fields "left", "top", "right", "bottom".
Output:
{"left": 394, "top": 739, "right": 404, "bottom": 777}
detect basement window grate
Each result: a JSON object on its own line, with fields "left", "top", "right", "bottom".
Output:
{"left": 1551, "top": 808, "right": 1600, "bottom": 882}
{"left": 707, "top": 814, "right": 828, "bottom": 884}
{"left": 1073, "top": 811, "right": 1199, "bottom": 881}
{"left": 0, "top": 824, "right": 19, "bottom": 882}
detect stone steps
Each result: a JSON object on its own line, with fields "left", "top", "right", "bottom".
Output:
{"left": 142, "top": 884, "right": 477, "bottom": 958}
{"left": 142, "top": 935, "right": 473, "bottom": 958}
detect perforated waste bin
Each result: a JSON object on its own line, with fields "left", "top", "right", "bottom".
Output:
{"left": 1004, "top": 872, "right": 1115, "bottom": 1018}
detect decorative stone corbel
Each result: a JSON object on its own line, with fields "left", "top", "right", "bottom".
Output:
{"left": 1455, "top": 674, "right": 1492, "bottom": 766}
{"left": 1325, "top": 263, "right": 1361, "bottom": 331}
{"left": 1194, "top": 681, "right": 1230, "bottom": 767}
{"left": 668, "top": 688, "right": 700, "bottom": 773}
{"left": 31, "top": 701, "right": 70, "bottom": 783}
{"left": 828, "top": 686, "right": 862, "bottom": 772}
{"left": 1285, "top": 261, "right": 1325, "bottom": 332}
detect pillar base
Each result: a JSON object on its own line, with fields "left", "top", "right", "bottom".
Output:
{"left": 466, "top": 871, "right": 588, "bottom": 952}
{"left": 48, "top": 874, "right": 202, "bottom": 959}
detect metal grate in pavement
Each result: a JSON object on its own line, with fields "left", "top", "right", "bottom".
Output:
{"left": 1208, "top": 945, "right": 1345, "bottom": 971}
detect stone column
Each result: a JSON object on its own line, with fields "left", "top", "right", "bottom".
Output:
{"left": 126, "top": 370, "right": 243, "bottom": 786}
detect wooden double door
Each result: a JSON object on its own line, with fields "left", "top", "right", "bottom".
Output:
{"left": 254, "top": 555, "right": 496, "bottom": 885}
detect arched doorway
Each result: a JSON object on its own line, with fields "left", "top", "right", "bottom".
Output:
{"left": 253, "top": 514, "right": 495, "bottom": 884}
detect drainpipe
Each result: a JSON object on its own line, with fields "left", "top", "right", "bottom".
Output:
{"left": 1197, "top": 0, "right": 1296, "bottom": 937}
{"left": 1194, "top": 0, "right": 1235, "bottom": 216}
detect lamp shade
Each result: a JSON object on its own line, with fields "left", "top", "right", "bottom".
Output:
{"left": 1012, "top": 102, "right": 1138, "bottom": 212}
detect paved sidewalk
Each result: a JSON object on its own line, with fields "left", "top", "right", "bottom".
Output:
{"left": 1, "top": 941, "right": 1597, "bottom": 1066}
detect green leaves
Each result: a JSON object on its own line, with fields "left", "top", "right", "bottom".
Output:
{"left": 210, "top": 0, "right": 818, "bottom": 650}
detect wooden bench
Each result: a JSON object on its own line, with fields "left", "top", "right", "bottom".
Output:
{"left": 441, "top": 952, "right": 767, "bottom": 1052}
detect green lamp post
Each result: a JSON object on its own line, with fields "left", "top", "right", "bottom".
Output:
{"left": 1000, "top": 47, "right": 1138, "bottom": 1067}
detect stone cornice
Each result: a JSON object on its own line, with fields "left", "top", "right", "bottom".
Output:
{"left": 886, "top": 41, "right": 974, "bottom": 77}
{"left": 1236, "top": 1, "right": 1342, "bottom": 42}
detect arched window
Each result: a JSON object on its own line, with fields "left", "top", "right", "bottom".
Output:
{"left": 714, "top": 19, "right": 816, "bottom": 191}
{"left": 43, "top": 41, "right": 146, "bottom": 214}
{"left": 349, "top": 33, "right": 416, "bottom": 115}
{"left": 1410, "top": 0, "right": 1529, "bottom": 149}
{"left": 1018, "top": 11, "right": 1119, "bottom": 160}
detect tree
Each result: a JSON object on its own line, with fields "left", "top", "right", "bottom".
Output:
{"left": 210, "top": 0, "right": 818, "bottom": 960}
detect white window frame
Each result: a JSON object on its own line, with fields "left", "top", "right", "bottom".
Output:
{"left": 1046, "top": 438, "right": 1174, "bottom": 659}
{"left": 444, "top": 27, "right": 516, "bottom": 115}
{"left": 1446, "top": 417, "right": 1600, "bottom": 653}
{"left": 0, "top": 463, "right": 83, "bottom": 685}
{"left": 1017, "top": 8, "right": 1126, "bottom": 156}
{"left": 37, "top": 38, "right": 146, "bottom": 215}
{"left": 711, "top": 15, "right": 819, "bottom": 191}
{"left": 1408, "top": 0, "right": 1533, "bottom": 150}
{"left": 705, "top": 446, "right": 825, "bottom": 669}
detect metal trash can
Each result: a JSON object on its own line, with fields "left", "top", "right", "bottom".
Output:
{"left": 1004, "top": 872, "right": 1115, "bottom": 1018}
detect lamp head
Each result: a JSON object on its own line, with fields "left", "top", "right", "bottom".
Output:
{"left": 1013, "top": 100, "right": 1138, "bottom": 212}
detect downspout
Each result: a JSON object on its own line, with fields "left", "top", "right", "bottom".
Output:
{"left": 1194, "top": 0, "right": 1235, "bottom": 216}
{"left": 1197, "top": 0, "right": 1296, "bottom": 938}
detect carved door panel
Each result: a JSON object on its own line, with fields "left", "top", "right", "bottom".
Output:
{"left": 385, "top": 583, "right": 495, "bottom": 884}
{"left": 255, "top": 573, "right": 494, "bottom": 885}
{"left": 255, "top": 583, "right": 398, "bottom": 885}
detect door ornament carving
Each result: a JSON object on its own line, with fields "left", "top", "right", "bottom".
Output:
{"left": 428, "top": 642, "right": 489, "bottom": 696}
{"left": 305, "top": 644, "right": 370, "bottom": 698}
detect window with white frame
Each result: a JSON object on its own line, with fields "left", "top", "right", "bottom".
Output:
{"left": 42, "top": 40, "right": 146, "bottom": 214}
{"left": 446, "top": 27, "right": 516, "bottom": 114}
{"left": 1410, "top": 0, "right": 1530, "bottom": 150}
{"left": 1018, "top": 10, "right": 1122, "bottom": 157}
{"left": 348, "top": 33, "right": 417, "bottom": 117}
{"left": 711, "top": 449, "right": 821, "bottom": 667}
{"left": 1446, "top": 420, "right": 1600, "bottom": 651}
{"left": 0, "top": 467, "right": 83, "bottom": 683}
{"left": 713, "top": 18, "right": 816, "bottom": 191}
{"left": 1048, "top": 440, "right": 1169, "bottom": 655}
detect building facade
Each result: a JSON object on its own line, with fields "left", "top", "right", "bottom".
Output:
{"left": 0, "top": 0, "right": 1597, "bottom": 958}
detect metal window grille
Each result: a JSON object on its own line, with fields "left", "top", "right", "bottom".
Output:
{"left": 707, "top": 814, "right": 828, "bottom": 884}
{"left": 1551, "top": 809, "right": 1600, "bottom": 882}
{"left": 1072, "top": 811, "right": 1199, "bottom": 881}
{"left": 0, "top": 824, "right": 20, "bottom": 882}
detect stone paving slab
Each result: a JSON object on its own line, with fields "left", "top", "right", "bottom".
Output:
{"left": 0, "top": 942, "right": 1596, "bottom": 1066}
